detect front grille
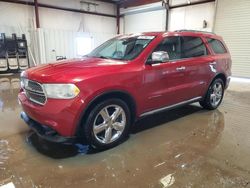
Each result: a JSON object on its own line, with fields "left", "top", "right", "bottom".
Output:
{"left": 27, "top": 80, "right": 44, "bottom": 93}
{"left": 24, "top": 80, "right": 47, "bottom": 105}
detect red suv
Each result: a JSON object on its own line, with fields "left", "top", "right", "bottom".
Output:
{"left": 18, "top": 30, "right": 231, "bottom": 149}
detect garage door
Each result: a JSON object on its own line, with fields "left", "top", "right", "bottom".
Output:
{"left": 214, "top": 0, "right": 250, "bottom": 78}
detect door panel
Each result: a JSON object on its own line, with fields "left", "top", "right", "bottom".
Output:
{"left": 143, "top": 61, "right": 190, "bottom": 112}
{"left": 177, "top": 56, "right": 213, "bottom": 99}
{"left": 141, "top": 36, "right": 186, "bottom": 112}
{"left": 179, "top": 36, "right": 214, "bottom": 99}
{"left": 141, "top": 35, "right": 213, "bottom": 113}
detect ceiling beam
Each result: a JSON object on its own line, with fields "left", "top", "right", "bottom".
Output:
{"left": 170, "top": 0, "right": 215, "bottom": 9}
{"left": 119, "top": 0, "right": 216, "bottom": 8}
{"left": 119, "top": 0, "right": 161, "bottom": 8}
{"left": 97, "top": 0, "right": 117, "bottom": 4}
{"left": 0, "top": 0, "right": 117, "bottom": 18}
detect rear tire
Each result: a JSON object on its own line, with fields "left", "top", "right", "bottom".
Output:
{"left": 200, "top": 78, "right": 224, "bottom": 110}
{"left": 83, "top": 98, "right": 131, "bottom": 150}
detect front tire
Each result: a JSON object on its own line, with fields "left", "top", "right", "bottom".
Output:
{"left": 83, "top": 98, "right": 131, "bottom": 150}
{"left": 200, "top": 78, "right": 224, "bottom": 110}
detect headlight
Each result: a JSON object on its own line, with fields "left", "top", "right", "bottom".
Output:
{"left": 20, "top": 77, "right": 28, "bottom": 89}
{"left": 43, "top": 84, "right": 80, "bottom": 99}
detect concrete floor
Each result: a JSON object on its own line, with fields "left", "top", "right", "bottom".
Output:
{"left": 0, "top": 74, "right": 250, "bottom": 188}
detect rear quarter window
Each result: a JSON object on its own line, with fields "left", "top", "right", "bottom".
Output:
{"left": 207, "top": 38, "right": 227, "bottom": 54}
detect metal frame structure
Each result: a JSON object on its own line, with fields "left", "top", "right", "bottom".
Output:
{"left": 0, "top": 0, "right": 216, "bottom": 37}
{"left": 0, "top": 0, "right": 117, "bottom": 24}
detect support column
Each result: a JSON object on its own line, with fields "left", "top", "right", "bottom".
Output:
{"left": 116, "top": 4, "right": 120, "bottom": 34}
{"left": 163, "top": 0, "right": 170, "bottom": 31}
{"left": 34, "top": 0, "right": 40, "bottom": 28}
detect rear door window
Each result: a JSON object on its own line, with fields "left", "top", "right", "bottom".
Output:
{"left": 180, "top": 36, "right": 208, "bottom": 58}
{"left": 206, "top": 38, "right": 227, "bottom": 54}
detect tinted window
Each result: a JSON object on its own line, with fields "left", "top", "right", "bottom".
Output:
{"left": 207, "top": 38, "right": 227, "bottom": 54}
{"left": 181, "top": 36, "right": 208, "bottom": 58}
{"left": 151, "top": 36, "right": 181, "bottom": 60}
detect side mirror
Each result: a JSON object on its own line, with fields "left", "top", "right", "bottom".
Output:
{"left": 147, "top": 51, "right": 170, "bottom": 65}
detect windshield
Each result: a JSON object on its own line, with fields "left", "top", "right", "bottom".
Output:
{"left": 88, "top": 36, "right": 155, "bottom": 60}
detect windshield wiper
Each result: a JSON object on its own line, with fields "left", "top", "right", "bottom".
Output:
{"left": 97, "top": 56, "right": 111, "bottom": 59}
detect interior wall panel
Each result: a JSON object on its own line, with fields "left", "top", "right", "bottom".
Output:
{"left": 214, "top": 0, "right": 250, "bottom": 78}
{"left": 169, "top": 2, "right": 215, "bottom": 31}
{"left": 0, "top": 1, "right": 117, "bottom": 65}
{"left": 124, "top": 9, "right": 166, "bottom": 34}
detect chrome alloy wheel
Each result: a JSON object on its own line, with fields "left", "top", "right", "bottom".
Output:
{"left": 93, "top": 105, "right": 126, "bottom": 144}
{"left": 210, "top": 82, "right": 223, "bottom": 107}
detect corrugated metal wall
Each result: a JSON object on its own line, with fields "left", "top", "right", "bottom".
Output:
{"left": 44, "top": 29, "right": 78, "bottom": 63}
{"left": 0, "top": 1, "right": 116, "bottom": 65}
{"left": 43, "top": 29, "right": 115, "bottom": 63}
{"left": 214, "top": 0, "right": 250, "bottom": 78}
{"left": 0, "top": 26, "right": 115, "bottom": 65}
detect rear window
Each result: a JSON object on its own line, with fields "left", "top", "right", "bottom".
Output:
{"left": 207, "top": 38, "right": 227, "bottom": 54}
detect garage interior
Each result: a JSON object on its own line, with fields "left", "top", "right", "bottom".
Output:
{"left": 0, "top": 0, "right": 250, "bottom": 187}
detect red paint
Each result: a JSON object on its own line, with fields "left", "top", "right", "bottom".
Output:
{"left": 18, "top": 31, "right": 232, "bottom": 137}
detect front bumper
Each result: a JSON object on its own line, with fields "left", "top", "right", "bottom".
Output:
{"left": 18, "top": 91, "right": 86, "bottom": 137}
{"left": 21, "top": 111, "right": 76, "bottom": 143}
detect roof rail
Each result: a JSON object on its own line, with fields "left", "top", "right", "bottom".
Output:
{"left": 174, "top": 29, "right": 216, "bottom": 35}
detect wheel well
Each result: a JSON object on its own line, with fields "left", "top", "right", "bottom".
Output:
{"left": 213, "top": 73, "right": 227, "bottom": 87}
{"left": 78, "top": 91, "right": 137, "bottom": 135}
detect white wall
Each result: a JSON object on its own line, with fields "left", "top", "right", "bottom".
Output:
{"left": 121, "top": 2, "right": 166, "bottom": 34}
{"left": 0, "top": 0, "right": 216, "bottom": 65}
{"left": 214, "top": 0, "right": 250, "bottom": 77}
{"left": 121, "top": 2, "right": 215, "bottom": 34}
{"left": 0, "top": 0, "right": 117, "bottom": 64}
{"left": 169, "top": 2, "right": 215, "bottom": 31}
{"left": 124, "top": 10, "right": 166, "bottom": 34}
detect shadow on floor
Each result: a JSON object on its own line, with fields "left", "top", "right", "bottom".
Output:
{"left": 131, "top": 104, "right": 202, "bottom": 134}
{"left": 27, "top": 104, "right": 202, "bottom": 159}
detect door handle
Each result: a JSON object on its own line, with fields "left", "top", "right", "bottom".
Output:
{"left": 176, "top": 66, "right": 186, "bottom": 71}
{"left": 210, "top": 61, "right": 217, "bottom": 65}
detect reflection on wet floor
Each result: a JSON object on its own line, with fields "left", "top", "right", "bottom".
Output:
{"left": 5, "top": 107, "right": 227, "bottom": 188}
{"left": 26, "top": 105, "right": 217, "bottom": 159}
{"left": 1, "top": 75, "right": 250, "bottom": 188}
{"left": 0, "top": 75, "right": 20, "bottom": 112}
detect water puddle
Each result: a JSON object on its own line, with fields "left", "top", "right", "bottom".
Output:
{"left": 0, "top": 140, "right": 13, "bottom": 169}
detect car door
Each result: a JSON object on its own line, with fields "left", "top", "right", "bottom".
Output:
{"left": 142, "top": 36, "right": 191, "bottom": 112}
{"left": 178, "top": 36, "right": 214, "bottom": 99}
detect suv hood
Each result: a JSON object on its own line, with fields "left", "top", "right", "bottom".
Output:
{"left": 24, "top": 57, "right": 128, "bottom": 83}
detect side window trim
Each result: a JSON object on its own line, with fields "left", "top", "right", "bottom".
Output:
{"left": 146, "top": 35, "right": 212, "bottom": 65}
{"left": 202, "top": 36, "right": 214, "bottom": 55}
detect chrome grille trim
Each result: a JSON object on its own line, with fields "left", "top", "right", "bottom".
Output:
{"left": 26, "top": 80, "right": 44, "bottom": 94}
{"left": 24, "top": 79, "right": 47, "bottom": 105}
{"left": 25, "top": 89, "right": 46, "bottom": 96}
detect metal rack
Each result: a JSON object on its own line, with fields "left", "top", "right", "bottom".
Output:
{"left": 0, "top": 33, "right": 30, "bottom": 74}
